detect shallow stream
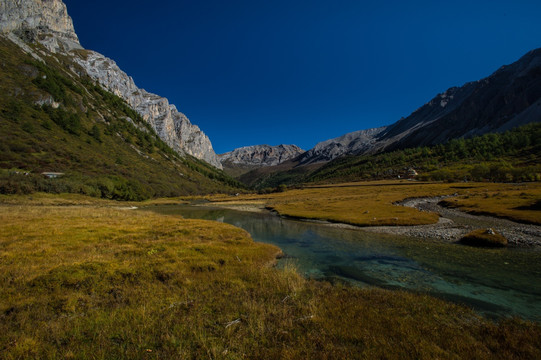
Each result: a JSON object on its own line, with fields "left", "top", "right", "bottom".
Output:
{"left": 145, "top": 205, "right": 541, "bottom": 321}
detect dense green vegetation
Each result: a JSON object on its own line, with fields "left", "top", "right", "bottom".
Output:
{"left": 0, "top": 37, "right": 242, "bottom": 200}
{"left": 311, "top": 122, "right": 541, "bottom": 184}
{"left": 250, "top": 122, "right": 541, "bottom": 188}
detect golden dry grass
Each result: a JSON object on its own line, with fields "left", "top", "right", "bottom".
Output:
{"left": 206, "top": 181, "right": 541, "bottom": 226}
{"left": 440, "top": 184, "right": 541, "bottom": 225}
{"left": 1, "top": 198, "right": 540, "bottom": 359}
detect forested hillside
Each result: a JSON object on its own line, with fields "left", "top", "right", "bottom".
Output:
{"left": 0, "top": 37, "right": 242, "bottom": 200}
{"left": 250, "top": 122, "right": 541, "bottom": 190}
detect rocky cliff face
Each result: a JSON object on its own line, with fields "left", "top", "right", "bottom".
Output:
{"left": 377, "top": 48, "right": 541, "bottom": 151}
{"left": 0, "top": 0, "right": 81, "bottom": 52}
{"left": 72, "top": 50, "right": 222, "bottom": 168}
{"left": 219, "top": 144, "right": 305, "bottom": 167}
{"left": 1, "top": 0, "right": 222, "bottom": 169}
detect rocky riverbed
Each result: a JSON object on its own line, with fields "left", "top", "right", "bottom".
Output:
{"left": 359, "top": 196, "right": 541, "bottom": 247}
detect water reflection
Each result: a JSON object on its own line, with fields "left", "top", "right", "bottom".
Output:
{"left": 145, "top": 205, "right": 541, "bottom": 321}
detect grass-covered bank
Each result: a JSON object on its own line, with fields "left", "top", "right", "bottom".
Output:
{"left": 1, "top": 198, "right": 540, "bottom": 359}
{"left": 206, "top": 181, "right": 541, "bottom": 227}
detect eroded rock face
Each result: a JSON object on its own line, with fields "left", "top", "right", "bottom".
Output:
{"left": 2, "top": 0, "right": 222, "bottom": 169}
{"left": 0, "top": 0, "right": 81, "bottom": 52}
{"left": 375, "top": 48, "right": 541, "bottom": 152}
{"left": 219, "top": 144, "right": 305, "bottom": 167}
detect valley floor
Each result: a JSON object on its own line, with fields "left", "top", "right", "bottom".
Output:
{"left": 1, "top": 187, "right": 541, "bottom": 359}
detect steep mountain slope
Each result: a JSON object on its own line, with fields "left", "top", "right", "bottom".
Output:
{"left": 230, "top": 49, "right": 540, "bottom": 188}
{"left": 0, "top": 34, "right": 240, "bottom": 199}
{"left": 244, "top": 122, "right": 541, "bottom": 189}
{"left": 308, "top": 122, "right": 541, "bottom": 184}
{"left": 0, "top": 0, "right": 222, "bottom": 169}
{"left": 71, "top": 49, "right": 222, "bottom": 169}
{"left": 376, "top": 48, "right": 541, "bottom": 152}
{"left": 296, "top": 48, "right": 541, "bottom": 164}
{"left": 0, "top": 0, "right": 81, "bottom": 53}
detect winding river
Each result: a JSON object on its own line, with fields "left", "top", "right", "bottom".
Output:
{"left": 145, "top": 205, "right": 541, "bottom": 322}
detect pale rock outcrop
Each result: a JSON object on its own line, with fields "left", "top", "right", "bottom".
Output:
{"left": 72, "top": 50, "right": 222, "bottom": 168}
{"left": 0, "top": 0, "right": 81, "bottom": 52}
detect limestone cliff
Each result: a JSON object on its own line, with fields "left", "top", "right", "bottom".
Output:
{"left": 0, "top": 0, "right": 81, "bottom": 52}
{"left": 1, "top": 0, "right": 222, "bottom": 169}
{"left": 72, "top": 50, "right": 222, "bottom": 168}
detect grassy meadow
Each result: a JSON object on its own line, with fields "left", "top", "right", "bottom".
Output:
{"left": 206, "top": 180, "right": 541, "bottom": 227}
{"left": 1, "top": 194, "right": 541, "bottom": 359}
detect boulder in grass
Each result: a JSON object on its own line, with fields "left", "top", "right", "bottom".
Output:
{"left": 459, "top": 228, "right": 508, "bottom": 248}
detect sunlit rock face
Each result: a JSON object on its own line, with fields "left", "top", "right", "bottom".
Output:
{"left": 220, "top": 144, "right": 305, "bottom": 167}
{"left": 1, "top": 0, "right": 223, "bottom": 169}
{"left": 0, "top": 0, "right": 82, "bottom": 52}
{"left": 73, "top": 51, "right": 222, "bottom": 168}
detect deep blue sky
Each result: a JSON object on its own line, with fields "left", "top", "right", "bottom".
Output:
{"left": 63, "top": 0, "right": 541, "bottom": 154}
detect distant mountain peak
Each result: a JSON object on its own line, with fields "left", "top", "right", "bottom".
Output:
{"left": 298, "top": 127, "right": 387, "bottom": 165}
{"left": 220, "top": 144, "right": 305, "bottom": 167}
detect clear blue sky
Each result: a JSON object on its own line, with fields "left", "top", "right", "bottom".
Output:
{"left": 63, "top": 0, "right": 541, "bottom": 154}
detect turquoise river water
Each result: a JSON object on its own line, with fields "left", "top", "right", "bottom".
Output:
{"left": 146, "top": 205, "right": 541, "bottom": 321}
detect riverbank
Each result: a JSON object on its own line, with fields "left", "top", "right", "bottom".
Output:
{"left": 203, "top": 181, "right": 541, "bottom": 247}
{"left": 205, "top": 198, "right": 541, "bottom": 247}
{"left": 360, "top": 196, "right": 541, "bottom": 247}
{"left": 195, "top": 199, "right": 268, "bottom": 213}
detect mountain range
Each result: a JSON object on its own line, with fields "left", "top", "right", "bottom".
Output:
{"left": 0, "top": 0, "right": 242, "bottom": 199}
{"left": 228, "top": 47, "right": 541, "bottom": 184}
{"left": 218, "top": 144, "right": 305, "bottom": 177}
